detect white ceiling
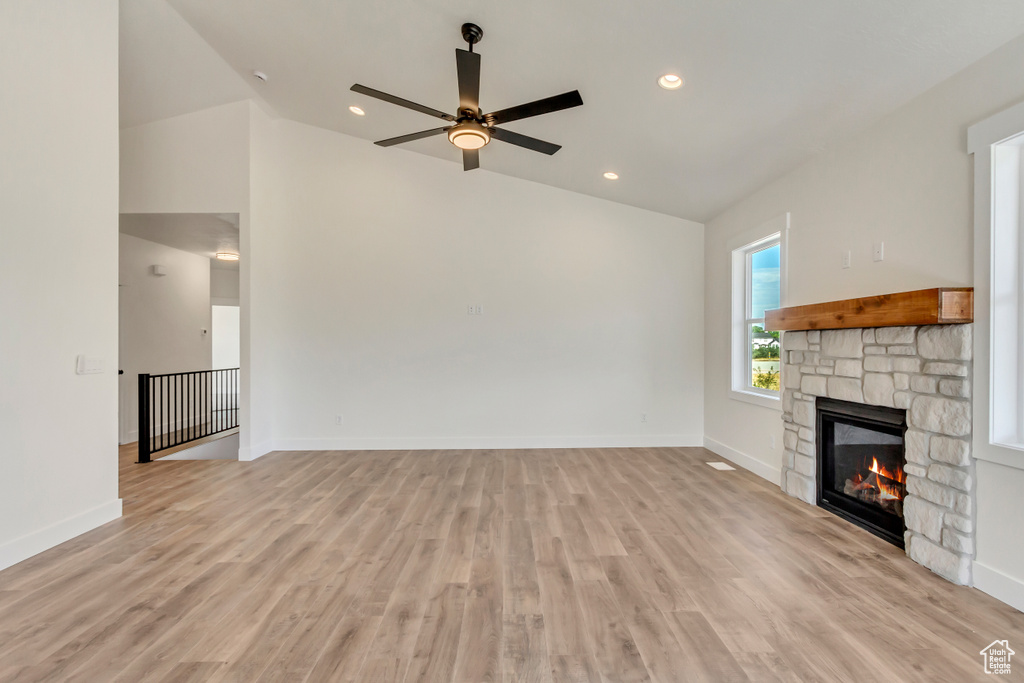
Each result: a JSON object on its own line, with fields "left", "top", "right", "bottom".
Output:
{"left": 121, "top": 0, "right": 1024, "bottom": 222}
{"left": 120, "top": 213, "right": 240, "bottom": 270}
{"left": 119, "top": 0, "right": 267, "bottom": 127}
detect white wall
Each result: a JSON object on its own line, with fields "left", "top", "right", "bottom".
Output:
{"left": 120, "top": 100, "right": 250, "bottom": 215}
{"left": 246, "top": 104, "right": 275, "bottom": 459}
{"left": 0, "top": 0, "right": 121, "bottom": 570}
{"left": 211, "top": 267, "right": 240, "bottom": 305}
{"left": 118, "top": 234, "right": 213, "bottom": 440}
{"left": 120, "top": 100, "right": 703, "bottom": 457}
{"left": 975, "top": 461, "right": 1024, "bottom": 610}
{"left": 212, "top": 305, "right": 240, "bottom": 370}
{"left": 704, "top": 32, "right": 1024, "bottom": 607}
{"left": 250, "top": 116, "right": 705, "bottom": 450}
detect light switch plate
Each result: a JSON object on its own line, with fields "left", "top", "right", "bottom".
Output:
{"left": 76, "top": 355, "right": 104, "bottom": 374}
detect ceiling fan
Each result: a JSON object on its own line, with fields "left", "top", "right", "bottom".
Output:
{"left": 351, "top": 23, "right": 583, "bottom": 171}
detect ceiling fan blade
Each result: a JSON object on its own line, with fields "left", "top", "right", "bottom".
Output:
{"left": 484, "top": 90, "right": 583, "bottom": 126}
{"left": 456, "top": 49, "right": 481, "bottom": 113}
{"left": 489, "top": 127, "right": 562, "bottom": 155}
{"left": 463, "top": 149, "right": 480, "bottom": 171}
{"left": 374, "top": 127, "right": 450, "bottom": 147}
{"left": 351, "top": 84, "right": 454, "bottom": 121}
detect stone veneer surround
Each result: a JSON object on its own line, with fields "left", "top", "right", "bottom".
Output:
{"left": 780, "top": 325, "right": 974, "bottom": 584}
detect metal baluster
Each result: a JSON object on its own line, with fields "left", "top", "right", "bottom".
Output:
{"left": 138, "top": 374, "right": 151, "bottom": 463}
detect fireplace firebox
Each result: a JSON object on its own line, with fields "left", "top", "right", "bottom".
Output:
{"left": 816, "top": 397, "right": 907, "bottom": 547}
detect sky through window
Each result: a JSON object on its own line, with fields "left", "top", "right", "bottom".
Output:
{"left": 751, "top": 244, "right": 780, "bottom": 319}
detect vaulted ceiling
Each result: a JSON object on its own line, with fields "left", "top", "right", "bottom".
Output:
{"left": 120, "top": 0, "right": 1024, "bottom": 222}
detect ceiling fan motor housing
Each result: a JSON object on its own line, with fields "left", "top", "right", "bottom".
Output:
{"left": 461, "top": 23, "right": 483, "bottom": 48}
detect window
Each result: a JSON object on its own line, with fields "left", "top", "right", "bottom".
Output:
{"left": 731, "top": 218, "right": 785, "bottom": 408}
{"left": 989, "top": 133, "right": 1023, "bottom": 449}
{"left": 745, "top": 240, "right": 782, "bottom": 391}
{"left": 970, "top": 103, "right": 1024, "bottom": 464}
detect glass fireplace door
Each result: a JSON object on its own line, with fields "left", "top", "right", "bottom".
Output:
{"left": 817, "top": 398, "right": 907, "bottom": 547}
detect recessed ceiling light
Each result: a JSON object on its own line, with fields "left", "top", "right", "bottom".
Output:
{"left": 216, "top": 252, "right": 240, "bottom": 261}
{"left": 252, "top": 70, "right": 268, "bottom": 83}
{"left": 658, "top": 73, "right": 683, "bottom": 90}
{"left": 349, "top": 106, "right": 365, "bottom": 116}
{"left": 603, "top": 172, "right": 619, "bottom": 180}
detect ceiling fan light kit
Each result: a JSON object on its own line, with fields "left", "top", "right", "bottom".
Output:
{"left": 448, "top": 120, "right": 490, "bottom": 150}
{"left": 350, "top": 22, "right": 583, "bottom": 171}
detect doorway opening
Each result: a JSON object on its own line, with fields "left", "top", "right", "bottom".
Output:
{"left": 118, "top": 213, "right": 242, "bottom": 461}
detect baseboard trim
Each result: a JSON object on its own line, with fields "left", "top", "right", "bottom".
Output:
{"left": 0, "top": 498, "right": 123, "bottom": 573}
{"left": 271, "top": 434, "right": 703, "bottom": 452}
{"left": 238, "top": 440, "right": 273, "bottom": 461}
{"left": 974, "top": 561, "right": 1024, "bottom": 613}
{"left": 703, "top": 436, "right": 781, "bottom": 486}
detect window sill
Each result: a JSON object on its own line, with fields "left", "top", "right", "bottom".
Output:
{"left": 730, "top": 388, "right": 782, "bottom": 411}
{"left": 976, "top": 440, "right": 1024, "bottom": 472}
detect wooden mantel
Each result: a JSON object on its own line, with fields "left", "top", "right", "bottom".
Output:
{"left": 764, "top": 287, "right": 973, "bottom": 332}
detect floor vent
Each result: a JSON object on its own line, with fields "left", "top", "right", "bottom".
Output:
{"left": 706, "top": 461, "right": 736, "bottom": 471}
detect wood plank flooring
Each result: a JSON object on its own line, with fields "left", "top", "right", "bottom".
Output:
{"left": 0, "top": 445, "right": 1021, "bottom": 681}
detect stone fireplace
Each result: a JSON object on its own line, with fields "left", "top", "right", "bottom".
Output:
{"left": 780, "top": 325, "right": 974, "bottom": 584}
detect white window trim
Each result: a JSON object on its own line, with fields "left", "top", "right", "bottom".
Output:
{"left": 969, "top": 101, "right": 1024, "bottom": 471}
{"left": 729, "top": 214, "right": 789, "bottom": 410}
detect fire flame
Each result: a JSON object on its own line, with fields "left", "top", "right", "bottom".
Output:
{"left": 868, "top": 457, "right": 905, "bottom": 500}
{"left": 848, "top": 457, "right": 905, "bottom": 503}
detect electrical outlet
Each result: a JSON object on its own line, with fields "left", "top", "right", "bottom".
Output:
{"left": 641, "top": 413, "right": 647, "bottom": 423}
{"left": 475, "top": 304, "right": 482, "bottom": 315}
{"left": 842, "top": 250, "right": 851, "bottom": 269}
{"left": 467, "top": 305, "right": 474, "bottom": 315}
{"left": 335, "top": 414, "right": 344, "bottom": 425}
{"left": 873, "top": 242, "right": 885, "bottom": 262}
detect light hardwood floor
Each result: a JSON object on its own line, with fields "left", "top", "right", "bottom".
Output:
{"left": 0, "top": 445, "right": 1021, "bottom": 682}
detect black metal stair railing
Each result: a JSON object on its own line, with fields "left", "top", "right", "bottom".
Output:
{"left": 137, "top": 368, "right": 239, "bottom": 463}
